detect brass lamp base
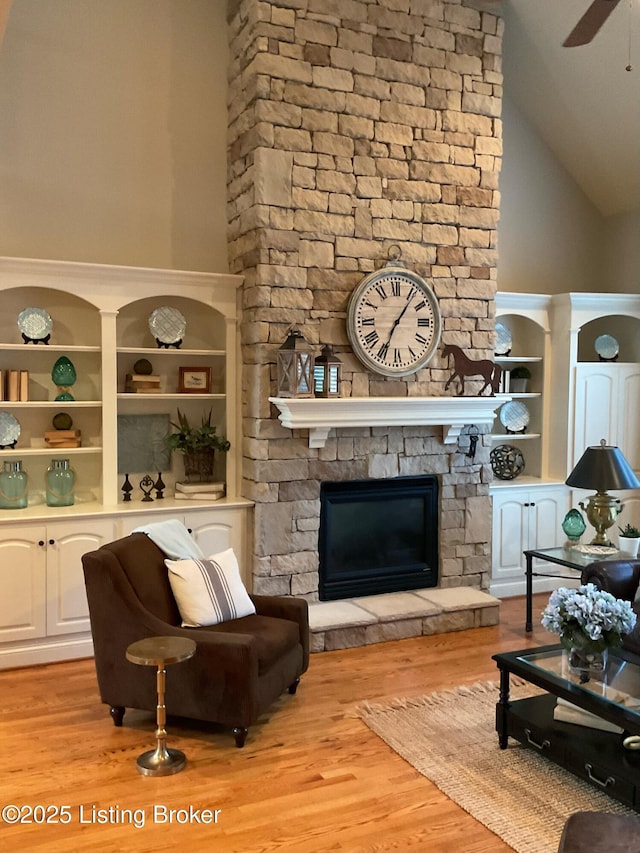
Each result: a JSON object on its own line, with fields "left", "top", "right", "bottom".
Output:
{"left": 579, "top": 492, "right": 622, "bottom": 546}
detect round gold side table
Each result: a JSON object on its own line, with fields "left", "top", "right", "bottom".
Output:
{"left": 125, "top": 635, "right": 196, "bottom": 776}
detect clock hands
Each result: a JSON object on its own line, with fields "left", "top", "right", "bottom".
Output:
{"left": 383, "top": 292, "right": 415, "bottom": 348}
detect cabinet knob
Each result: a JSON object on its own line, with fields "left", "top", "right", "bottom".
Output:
{"left": 530, "top": 502, "right": 536, "bottom": 507}
{"left": 48, "top": 539, "right": 55, "bottom": 545}
{"left": 38, "top": 540, "right": 45, "bottom": 547}
{"left": 524, "top": 502, "right": 529, "bottom": 507}
{"left": 187, "top": 528, "right": 193, "bottom": 534}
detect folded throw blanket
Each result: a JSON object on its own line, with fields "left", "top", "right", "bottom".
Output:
{"left": 132, "top": 518, "right": 205, "bottom": 560}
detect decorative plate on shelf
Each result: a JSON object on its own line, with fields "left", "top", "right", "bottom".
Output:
{"left": 499, "top": 400, "right": 530, "bottom": 433}
{"left": 494, "top": 322, "right": 512, "bottom": 356}
{"left": 17, "top": 307, "right": 53, "bottom": 343}
{"left": 0, "top": 412, "right": 21, "bottom": 447}
{"left": 490, "top": 444, "right": 525, "bottom": 480}
{"left": 594, "top": 334, "right": 619, "bottom": 361}
{"left": 148, "top": 306, "right": 187, "bottom": 347}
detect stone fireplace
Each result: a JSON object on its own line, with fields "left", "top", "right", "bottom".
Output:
{"left": 226, "top": 0, "right": 504, "bottom": 608}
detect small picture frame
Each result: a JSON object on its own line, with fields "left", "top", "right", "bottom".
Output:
{"left": 178, "top": 366, "right": 212, "bottom": 394}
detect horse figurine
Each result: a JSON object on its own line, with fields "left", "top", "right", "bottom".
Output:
{"left": 442, "top": 344, "right": 502, "bottom": 396}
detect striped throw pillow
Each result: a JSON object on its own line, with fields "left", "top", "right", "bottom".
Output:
{"left": 165, "top": 548, "right": 255, "bottom": 627}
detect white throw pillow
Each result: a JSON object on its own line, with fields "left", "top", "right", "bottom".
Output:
{"left": 165, "top": 548, "right": 255, "bottom": 627}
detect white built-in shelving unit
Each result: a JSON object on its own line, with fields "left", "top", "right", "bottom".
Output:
{"left": 0, "top": 257, "right": 252, "bottom": 669}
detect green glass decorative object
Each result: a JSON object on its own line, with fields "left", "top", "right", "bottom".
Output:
{"left": 51, "top": 356, "right": 77, "bottom": 402}
{"left": 51, "top": 356, "right": 77, "bottom": 386}
{"left": 46, "top": 458, "right": 75, "bottom": 507}
{"left": 562, "top": 508, "right": 586, "bottom": 545}
{"left": 0, "top": 460, "right": 28, "bottom": 509}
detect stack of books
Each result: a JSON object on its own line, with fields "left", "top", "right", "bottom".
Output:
{"left": 553, "top": 696, "right": 623, "bottom": 733}
{"left": 174, "top": 481, "right": 225, "bottom": 501}
{"left": 1, "top": 369, "right": 30, "bottom": 401}
{"left": 44, "top": 429, "right": 82, "bottom": 449}
{"left": 125, "top": 374, "right": 162, "bottom": 393}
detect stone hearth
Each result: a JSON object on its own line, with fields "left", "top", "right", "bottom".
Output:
{"left": 309, "top": 586, "right": 500, "bottom": 652}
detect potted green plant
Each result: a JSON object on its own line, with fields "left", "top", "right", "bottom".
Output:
{"left": 509, "top": 366, "right": 531, "bottom": 393}
{"left": 168, "top": 409, "right": 230, "bottom": 483}
{"left": 618, "top": 523, "right": 640, "bottom": 558}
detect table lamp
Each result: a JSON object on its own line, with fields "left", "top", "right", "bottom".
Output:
{"left": 566, "top": 439, "right": 640, "bottom": 545}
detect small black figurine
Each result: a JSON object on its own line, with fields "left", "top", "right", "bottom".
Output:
{"left": 154, "top": 472, "right": 166, "bottom": 500}
{"left": 139, "top": 474, "right": 154, "bottom": 502}
{"left": 121, "top": 473, "right": 133, "bottom": 502}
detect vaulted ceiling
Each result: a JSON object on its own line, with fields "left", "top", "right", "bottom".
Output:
{"left": 503, "top": 0, "right": 640, "bottom": 217}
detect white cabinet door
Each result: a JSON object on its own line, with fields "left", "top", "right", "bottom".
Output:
{"left": 46, "top": 519, "right": 117, "bottom": 636}
{"left": 491, "top": 492, "right": 529, "bottom": 581}
{"left": 529, "top": 491, "right": 567, "bottom": 553}
{"left": 573, "top": 365, "right": 617, "bottom": 463}
{"left": 620, "top": 367, "right": 640, "bottom": 472}
{"left": 186, "top": 509, "right": 243, "bottom": 557}
{"left": 574, "top": 364, "right": 640, "bottom": 470}
{"left": 491, "top": 487, "right": 568, "bottom": 595}
{"left": 0, "top": 527, "right": 46, "bottom": 642}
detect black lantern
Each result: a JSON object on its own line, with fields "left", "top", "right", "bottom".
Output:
{"left": 313, "top": 345, "right": 342, "bottom": 398}
{"left": 276, "top": 327, "right": 314, "bottom": 398}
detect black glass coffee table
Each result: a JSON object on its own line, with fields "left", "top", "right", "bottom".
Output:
{"left": 493, "top": 644, "right": 640, "bottom": 809}
{"left": 524, "top": 546, "right": 624, "bottom": 632}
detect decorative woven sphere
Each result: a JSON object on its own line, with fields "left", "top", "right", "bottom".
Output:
{"left": 490, "top": 444, "right": 525, "bottom": 480}
{"left": 133, "top": 358, "right": 153, "bottom": 375}
{"left": 52, "top": 412, "right": 73, "bottom": 430}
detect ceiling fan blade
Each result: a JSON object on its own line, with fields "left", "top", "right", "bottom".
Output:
{"left": 563, "top": 0, "right": 621, "bottom": 47}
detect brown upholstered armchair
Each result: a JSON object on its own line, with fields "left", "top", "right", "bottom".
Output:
{"left": 82, "top": 532, "right": 309, "bottom": 747}
{"left": 581, "top": 558, "right": 640, "bottom": 656}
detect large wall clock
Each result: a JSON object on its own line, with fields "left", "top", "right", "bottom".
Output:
{"left": 346, "top": 264, "right": 442, "bottom": 376}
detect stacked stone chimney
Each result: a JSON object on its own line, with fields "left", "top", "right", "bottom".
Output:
{"left": 226, "top": 0, "right": 504, "bottom": 600}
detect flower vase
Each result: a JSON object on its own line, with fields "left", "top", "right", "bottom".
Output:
{"left": 566, "top": 644, "right": 608, "bottom": 684}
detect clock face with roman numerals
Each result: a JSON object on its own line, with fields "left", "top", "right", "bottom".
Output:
{"left": 346, "top": 266, "right": 441, "bottom": 376}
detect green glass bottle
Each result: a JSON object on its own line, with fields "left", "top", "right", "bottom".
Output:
{"left": 0, "top": 460, "right": 28, "bottom": 509}
{"left": 46, "top": 458, "right": 75, "bottom": 507}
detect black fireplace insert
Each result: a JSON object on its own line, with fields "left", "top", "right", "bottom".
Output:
{"left": 318, "top": 475, "right": 438, "bottom": 601}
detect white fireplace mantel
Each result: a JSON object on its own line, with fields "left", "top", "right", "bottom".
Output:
{"left": 269, "top": 395, "right": 511, "bottom": 448}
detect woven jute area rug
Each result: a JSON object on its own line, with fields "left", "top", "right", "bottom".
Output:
{"left": 356, "top": 681, "right": 636, "bottom": 853}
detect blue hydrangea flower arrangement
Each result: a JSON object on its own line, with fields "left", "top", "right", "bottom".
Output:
{"left": 541, "top": 583, "right": 637, "bottom": 652}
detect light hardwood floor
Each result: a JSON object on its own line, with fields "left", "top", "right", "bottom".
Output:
{"left": 0, "top": 593, "right": 553, "bottom": 853}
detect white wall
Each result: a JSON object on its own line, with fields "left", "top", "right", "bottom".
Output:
{"left": 497, "top": 96, "right": 604, "bottom": 295}
{"left": 0, "top": 0, "right": 229, "bottom": 272}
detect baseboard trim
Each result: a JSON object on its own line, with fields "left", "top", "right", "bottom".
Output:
{"left": 489, "top": 575, "right": 580, "bottom": 599}
{"left": 0, "top": 635, "right": 94, "bottom": 670}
